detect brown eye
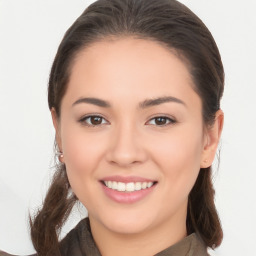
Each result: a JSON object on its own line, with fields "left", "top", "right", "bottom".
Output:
{"left": 91, "top": 116, "right": 103, "bottom": 125}
{"left": 155, "top": 117, "right": 168, "bottom": 125}
{"left": 147, "top": 116, "right": 176, "bottom": 126}
{"left": 80, "top": 115, "right": 108, "bottom": 126}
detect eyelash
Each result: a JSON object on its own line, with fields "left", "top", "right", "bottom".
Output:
{"left": 79, "top": 114, "right": 177, "bottom": 127}
{"left": 79, "top": 115, "right": 109, "bottom": 127}
{"left": 147, "top": 116, "right": 176, "bottom": 126}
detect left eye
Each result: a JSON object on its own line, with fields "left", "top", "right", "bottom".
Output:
{"left": 147, "top": 116, "right": 176, "bottom": 126}
{"left": 80, "top": 115, "right": 108, "bottom": 126}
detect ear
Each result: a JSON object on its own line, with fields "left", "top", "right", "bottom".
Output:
{"left": 51, "top": 108, "right": 63, "bottom": 153}
{"left": 200, "top": 109, "right": 224, "bottom": 168}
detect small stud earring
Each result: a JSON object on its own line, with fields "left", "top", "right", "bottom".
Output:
{"left": 57, "top": 151, "right": 63, "bottom": 156}
{"left": 57, "top": 151, "right": 64, "bottom": 162}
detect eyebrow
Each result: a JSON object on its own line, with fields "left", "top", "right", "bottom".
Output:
{"left": 72, "top": 97, "right": 111, "bottom": 107}
{"left": 139, "top": 96, "right": 186, "bottom": 109}
{"left": 72, "top": 96, "right": 186, "bottom": 108}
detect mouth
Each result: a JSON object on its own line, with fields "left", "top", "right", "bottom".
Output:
{"left": 100, "top": 176, "right": 158, "bottom": 203}
{"left": 100, "top": 180, "right": 158, "bottom": 192}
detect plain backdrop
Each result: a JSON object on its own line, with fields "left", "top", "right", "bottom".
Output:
{"left": 0, "top": 0, "right": 256, "bottom": 255}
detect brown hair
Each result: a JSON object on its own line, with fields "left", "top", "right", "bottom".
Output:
{"left": 30, "top": 0, "right": 224, "bottom": 254}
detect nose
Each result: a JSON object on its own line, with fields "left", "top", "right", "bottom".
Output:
{"left": 105, "top": 123, "right": 148, "bottom": 167}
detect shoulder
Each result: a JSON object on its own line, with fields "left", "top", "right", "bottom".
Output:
{"left": 0, "top": 218, "right": 95, "bottom": 256}
{"left": 0, "top": 251, "right": 36, "bottom": 256}
{"left": 59, "top": 218, "right": 86, "bottom": 255}
{"left": 154, "top": 232, "right": 209, "bottom": 256}
{"left": 59, "top": 217, "right": 101, "bottom": 256}
{"left": 0, "top": 252, "right": 15, "bottom": 256}
{"left": 191, "top": 233, "right": 210, "bottom": 256}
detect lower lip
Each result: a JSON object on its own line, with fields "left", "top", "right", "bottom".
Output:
{"left": 101, "top": 183, "right": 156, "bottom": 204}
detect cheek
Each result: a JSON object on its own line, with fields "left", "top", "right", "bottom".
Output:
{"left": 150, "top": 125, "right": 204, "bottom": 194}
{"left": 60, "top": 125, "right": 107, "bottom": 190}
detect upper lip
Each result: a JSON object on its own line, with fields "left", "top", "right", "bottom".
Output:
{"left": 100, "top": 175, "right": 157, "bottom": 183}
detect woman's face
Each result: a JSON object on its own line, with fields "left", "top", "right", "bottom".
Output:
{"left": 54, "top": 38, "right": 211, "bottom": 235}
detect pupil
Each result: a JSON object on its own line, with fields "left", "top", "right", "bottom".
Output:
{"left": 92, "top": 117, "right": 102, "bottom": 125}
{"left": 155, "top": 117, "right": 166, "bottom": 125}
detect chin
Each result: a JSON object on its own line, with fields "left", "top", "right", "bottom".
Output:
{"left": 98, "top": 210, "right": 156, "bottom": 235}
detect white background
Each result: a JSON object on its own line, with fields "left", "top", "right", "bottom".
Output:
{"left": 0, "top": 0, "right": 255, "bottom": 255}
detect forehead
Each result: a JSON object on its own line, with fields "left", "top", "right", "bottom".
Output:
{"left": 64, "top": 37, "right": 200, "bottom": 109}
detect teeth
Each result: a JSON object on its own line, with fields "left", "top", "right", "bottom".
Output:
{"left": 117, "top": 182, "right": 126, "bottom": 192}
{"left": 112, "top": 181, "right": 118, "bottom": 190}
{"left": 108, "top": 181, "right": 112, "bottom": 189}
{"left": 142, "top": 182, "right": 147, "bottom": 189}
{"left": 126, "top": 182, "right": 135, "bottom": 192}
{"left": 147, "top": 182, "right": 153, "bottom": 188}
{"left": 135, "top": 182, "right": 142, "bottom": 191}
{"left": 104, "top": 181, "right": 155, "bottom": 192}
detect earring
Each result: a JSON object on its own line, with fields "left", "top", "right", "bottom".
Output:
{"left": 57, "top": 151, "right": 63, "bottom": 157}
{"left": 57, "top": 151, "right": 64, "bottom": 162}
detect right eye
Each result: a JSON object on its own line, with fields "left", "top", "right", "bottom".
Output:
{"left": 79, "top": 115, "right": 108, "bottom": 127}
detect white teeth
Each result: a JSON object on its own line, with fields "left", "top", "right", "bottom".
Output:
{"left": 142, "top": 182, "right": 147, "bottom": 189}
{"left": 117, "top": 182, "right": 126, "bottom": 192}
{"left": 135, "top": 182, "right": 142, "bottom": 191}
{"left": 147, "top": 182, "right": 153, "bottom": 188}
{"left": 103, "top": 181, "right": 155, "bottom": 192}
{"left": 126, "top": 182, "right": 135, "bottom": 192}
{"left": 108, "top": 181, "right": 112, "bottom": 189}
{"left": 112, "top": 181, "right": 118, "bottom": 190}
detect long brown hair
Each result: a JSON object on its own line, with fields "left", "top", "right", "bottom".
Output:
{"left": 30, "top": 0, "right": 224, "bottom": 254}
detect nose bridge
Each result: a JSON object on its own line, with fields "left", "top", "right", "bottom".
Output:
{"left": 106, "top": 119, "right": 146, "bottom": 166}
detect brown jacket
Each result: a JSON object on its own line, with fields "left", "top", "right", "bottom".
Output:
{"left": 0, "top": 218, "right": 209, "bottom": 256}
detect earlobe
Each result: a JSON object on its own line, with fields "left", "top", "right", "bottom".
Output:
{"left": 200, "top": 109, "right": 224, "bottom": 168}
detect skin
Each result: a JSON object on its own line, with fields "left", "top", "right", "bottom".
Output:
{"left": 52, "top": 37, "right": 223, "bottom": 256}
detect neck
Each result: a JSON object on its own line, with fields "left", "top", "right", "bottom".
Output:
{"left": 89, "top": 212, "right": 187, "bottom": 256}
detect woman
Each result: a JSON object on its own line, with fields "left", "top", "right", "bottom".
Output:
{"left": 1, "top": 0, "right": 224, "bottom": 255}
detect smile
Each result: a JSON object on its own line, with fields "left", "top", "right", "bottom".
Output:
{"left": 103, "top": 181, "right": 155, "bottom": 192}
{"left": 100, "top": 176, "right": 158, "bottom": 203}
